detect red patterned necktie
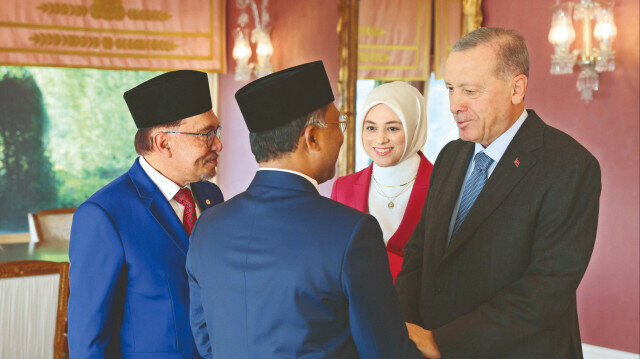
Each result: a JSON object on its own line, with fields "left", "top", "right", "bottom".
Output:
{"left": 174, "top": 187, "right": 197, "bottom": 236}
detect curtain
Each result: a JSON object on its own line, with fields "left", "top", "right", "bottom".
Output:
{"left": 0, "top": 0, "right": 226, "bottom": 72}
{"left": 358, "top": 0, "right": 483, "bottom": 81}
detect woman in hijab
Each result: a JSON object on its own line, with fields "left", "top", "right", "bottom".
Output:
{"left": 331, "top": 81, "right": 433, "bottom": 282}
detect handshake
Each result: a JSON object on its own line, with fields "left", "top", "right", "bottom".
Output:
{"left": 406, "top": 322, "right": 442, "bottom": 359}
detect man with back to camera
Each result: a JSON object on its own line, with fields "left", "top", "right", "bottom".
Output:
{"left": 68, "top": 70, "right": 224, "bottom": 358}
{"left": 396, "top": 27, "right": 602, "bottom": 358}
{"left": 186, "top": 61, "right": 425, "bottom": 359}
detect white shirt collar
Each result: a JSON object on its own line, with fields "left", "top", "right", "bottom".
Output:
{"left": 257, "top": 167, "right": 319, "bottom": 191}
{"left": 139, "top": 156, "right": 191, "bottom": 202}
{"left": 475, "top": 109, "right": 528, "bottom": 163}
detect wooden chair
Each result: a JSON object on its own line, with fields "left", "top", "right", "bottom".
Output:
{"left": 0, "top": 260, "right": 70, "bottom": 359}
{"left": 28, "top": 208, "right": 76, "bottom": 245}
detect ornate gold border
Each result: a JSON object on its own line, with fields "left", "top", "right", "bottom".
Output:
{"left": 358, "top": 0, "right": 424, "bottom": 70}
{"left": 434, "top": 0, "right": 483, "bottom": 78}
{"left": 0, "top": 46, "right": 213, "bottom": 60}
{"left": 358, "top": 0, "right": 431, "bottom": 80}
{"left": 337, "top": 0, "right": 358, "bottom": 177}
{"left": 0, "top": 0, "right": 226, "bottom": 72}
{"left": 463, "top": 0, "right": 483, "bottom": 35}
{"left": 0, "top": 21, "right": 211, "bottom": 37}
{"left": 0, "top": 260, "right": 70, "bottom": 359}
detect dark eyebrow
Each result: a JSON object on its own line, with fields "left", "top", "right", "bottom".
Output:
{"left": 194, "top": 125, "right": 216, "bottom": 133}
{"left": 364, "top": 120, "right": 402, "bottom": 125}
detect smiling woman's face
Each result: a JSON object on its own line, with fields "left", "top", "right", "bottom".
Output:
{"left": 362, "top": 104, "right": 406, "bottom": 167}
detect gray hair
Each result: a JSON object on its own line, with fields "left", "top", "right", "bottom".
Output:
{"left": 249, "top": 107, "right": 326, "bottom": 163}
{"left": 452, "top": 27, "right": 529, "bottom": 80}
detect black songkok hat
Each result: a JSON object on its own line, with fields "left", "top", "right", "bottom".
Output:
{"left": 124, "top": 70, "right": 212, "bottom": 129}
{"left": 235, "top": 61, "right": 334, "bottom": 133}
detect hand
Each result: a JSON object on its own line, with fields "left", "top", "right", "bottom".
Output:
{"left": 406, "top": 322, "right": 441, "bottom": 359}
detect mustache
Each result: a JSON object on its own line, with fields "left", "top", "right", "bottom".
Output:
{"left": 204, "top": 153, "right": 218, "bottom": 162}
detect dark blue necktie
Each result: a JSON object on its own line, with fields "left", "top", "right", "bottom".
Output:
{"left": 451, "top": 151, "right": 494, "bottom": 240}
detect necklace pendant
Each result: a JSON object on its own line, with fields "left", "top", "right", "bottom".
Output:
{"left": 387, "top": 201, "right": 394, "bottom": 209}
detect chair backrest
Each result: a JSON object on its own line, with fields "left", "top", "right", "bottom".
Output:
{"left": 28, "top": 208, "right": 76, "bottom": 244}
{"left": 0, "top": 260, "right": 69, "bottom": 359}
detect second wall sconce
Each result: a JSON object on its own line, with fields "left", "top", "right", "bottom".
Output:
{"left": 548, "top": 0, "right": 617, "bottom": 103}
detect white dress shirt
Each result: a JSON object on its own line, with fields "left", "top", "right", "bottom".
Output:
{"left": 139, "top": 156, "right": 201, "bottom": 223}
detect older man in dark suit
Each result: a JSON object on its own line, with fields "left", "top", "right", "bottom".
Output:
{"left": 396, "top": 27, "right": 602, "bottom": 358}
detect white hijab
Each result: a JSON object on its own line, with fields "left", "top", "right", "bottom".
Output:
{"left": 358, "top": 81, "right": 427, "bottom": 163}
{"left": 359, "top": 81, "right": 428, "bottom": 243}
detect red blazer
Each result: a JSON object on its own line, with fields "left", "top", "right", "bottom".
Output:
{"left": 331, "top": 151, "right": 433, "bottom": 282}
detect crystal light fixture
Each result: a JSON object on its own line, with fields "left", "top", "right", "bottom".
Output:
{"left": 232, "top": 1, "right": 253, "bottom": 81}
{"left": 232, "top": 0, "right": 274, "bottom": 81}
{"left": 548, "top": 0, "right": 617, "bottom": 103}
{"left": 252, "top": 27, "right": 274, "bottom": 78}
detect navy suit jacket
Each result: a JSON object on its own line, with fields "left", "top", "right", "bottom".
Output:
{"left": 186, "top": 170, "right": 421, "bottom": 359}
{"left": 69, "top": 158, "right": 223, "bottom": 359}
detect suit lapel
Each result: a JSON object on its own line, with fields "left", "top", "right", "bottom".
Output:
{"left": 441, "top": 111, "right": 545, "bottom": 262}
{"left": 191, "top": 181, "right": 222, "bottom": 211}
{"left": 353, "top": 165, "right": 373, "bottom": 213}
{"left": 387, "top": 152, "right": 432, "bottom": 254}
{"left": 129, "top": 159, "right": 188, "bottom": 256}
{"left": 433, "top": 142, "right": 475, "bottom": 261}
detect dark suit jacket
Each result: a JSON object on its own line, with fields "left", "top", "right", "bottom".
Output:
{"left": 187, "top": 170, "right": 421, "bottom": 359}
{"left": 395, "top": 110, "right": 601, "bottom": 359}
{"left": 69, "top": 158, "right": 223, "bottom": 359}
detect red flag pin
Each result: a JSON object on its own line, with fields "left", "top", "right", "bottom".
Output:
{"left": 514, "top": 157, "right": 520, "bottom": 167}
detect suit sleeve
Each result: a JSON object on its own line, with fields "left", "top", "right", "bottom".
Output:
{"left": 68, "top": 202, "right": 125, "bottom": 359}
{"left": 395, "top": 142, "right": 453, "bottom": 323}
{"left": 433, "top": 156, "right": 602, "bottom": 358}
{"left": 394, "top": 203, "right": 427, "bottom": 324}
{"left": 341, "top": 215, "right": 422, "bottom": 359}
{"left": 186, "top": 240, "right": 213, "bottom": 359}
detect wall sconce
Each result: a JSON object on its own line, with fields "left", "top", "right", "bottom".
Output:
{"left": 233, "top": 27, "right": 253, "bottom": 81}
{"left": 548, "top": 0, "right": 617, "bottom": 103}
{"left": 232, "top": 0, "right": 273, "bottom": 81}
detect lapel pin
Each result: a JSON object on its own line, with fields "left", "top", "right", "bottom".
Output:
{"left": 205, "top": 199, "right": 211, "bottom": 205}
{"left": 514, "top": 157, "right": 520, "bottom": 167}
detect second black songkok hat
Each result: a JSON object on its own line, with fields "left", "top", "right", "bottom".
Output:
{"left": 235, "top": 61, "right": 334, "bottom": 132}
{"left": 124, "top": 70, "right": 212, "bottom": 129}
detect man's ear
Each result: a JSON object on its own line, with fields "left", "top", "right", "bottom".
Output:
{"left": 511, "top": 74, "right": 527, "bottom": 105}
{"left": 151, "top": 131, "right": 173, "bottom": 158}
{"left": 302, "top": 125, "right": 321, "bottom": 152}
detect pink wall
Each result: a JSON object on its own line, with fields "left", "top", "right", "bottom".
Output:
{"left": 217, "top": 1, "right": 339, "bottom": 198}
{"left": 484, "top": 0, "right": 640, "bottom": 353}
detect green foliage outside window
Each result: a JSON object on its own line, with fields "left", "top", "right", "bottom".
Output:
{"left": 0, "top": 66, "right": 160, "bottom": 232}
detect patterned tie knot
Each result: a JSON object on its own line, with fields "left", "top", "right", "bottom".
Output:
{"left": 474, "top": 152, "right": 493, "bottom": 173}
{"left": 174, "top": 188, "right": 195, "bottom": 208}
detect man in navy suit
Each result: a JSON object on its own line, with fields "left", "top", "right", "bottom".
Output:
{"left": 69, "top": 70, "right": 224, "bottom": 358}
{"left": 186, "top": 61, "right": 423, "bottom": 359}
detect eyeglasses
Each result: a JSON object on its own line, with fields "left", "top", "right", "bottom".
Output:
{"left": 325, "top": 114, "right": 348, "bottom": 133}
{"left": 164, "top": 125, "right": 222, "bottom": 147}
